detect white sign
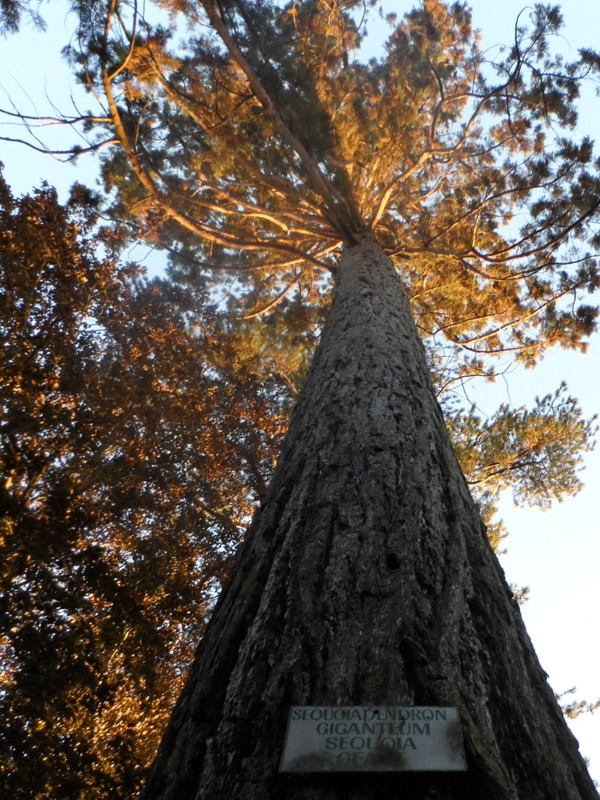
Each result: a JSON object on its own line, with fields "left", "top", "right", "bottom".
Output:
{"left": 280, "top": 706, "right": 467, "bottom": 772}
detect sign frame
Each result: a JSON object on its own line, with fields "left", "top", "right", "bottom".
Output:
{"left": 279, "top": 705, "right": 467, "bottom": 773}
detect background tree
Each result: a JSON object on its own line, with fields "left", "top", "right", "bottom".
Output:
{"left": 0, "top": 172, "right": 289, "bottom": 798}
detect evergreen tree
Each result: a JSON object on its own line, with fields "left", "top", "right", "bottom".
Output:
{"left": 0, "top": 168, "right": 593, "bottom": 796}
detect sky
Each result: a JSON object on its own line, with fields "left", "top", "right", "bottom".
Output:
{"left": 1, "top": 0, "right": 599, "bottom": 785}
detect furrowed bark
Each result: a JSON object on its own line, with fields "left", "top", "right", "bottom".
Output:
{"left": 143, "top": 239, "right": 597, "bottom": 800}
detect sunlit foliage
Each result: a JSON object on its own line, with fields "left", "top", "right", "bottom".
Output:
{"left": 0, "top": 173, "right": 287, "bottom": 797}
{"left": 55, "top": 0, "right": 600, "bottom": 371}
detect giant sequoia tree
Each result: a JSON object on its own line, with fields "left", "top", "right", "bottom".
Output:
{"left": 7, "top": 0, "right": 600, "bottom": 797}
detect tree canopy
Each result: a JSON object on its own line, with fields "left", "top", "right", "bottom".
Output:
{"left": 55, "top": 0, "right": 600, "bottom": 363}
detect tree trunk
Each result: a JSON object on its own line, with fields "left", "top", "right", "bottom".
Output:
{"left": 143, "top": 239, "right": 597, "bottom": 800}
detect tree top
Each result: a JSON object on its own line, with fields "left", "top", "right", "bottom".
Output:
{"left": 4, "top": 1, "right": 600, "bottom": 365}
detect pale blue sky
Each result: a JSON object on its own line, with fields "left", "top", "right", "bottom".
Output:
{"left": 1, "top": 0, "right": 599, "bottom": 783}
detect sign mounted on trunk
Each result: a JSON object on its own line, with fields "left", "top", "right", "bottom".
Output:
{"left": 279, "top": 706, "right": 467, "bottom": 773}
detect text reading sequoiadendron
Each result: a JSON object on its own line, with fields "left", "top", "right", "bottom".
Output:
{"left": 280, "top": 706, "right": 467, "bottom": 773}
